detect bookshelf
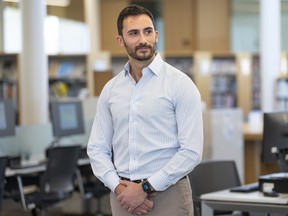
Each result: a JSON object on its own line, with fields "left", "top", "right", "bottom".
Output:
{"left": 0, "top": 53, "right": 18, "bottom": 101}
{"left": 251, "top": 54, "right": 261, "bottom": 110}
{"left": 193, "top": 52, "right": 238, "bottom": 110}
{"left": 48, "top": 54, "right": 87, "bottom": 98}
{"left": 193, "top": 52, "right": 261, "bottom": 118}
{"left": 275, "top": 53, "right": 288, "bottom": 110}
{"left": 164, "top": 55, "right": 194, "bottom": 81}
{"left": 0, "top": 54, "right": 89, "bottom": 100}
{"left": 210, "top": 54, "right": 237, "bottom": 109}
{"left": 275, "top": 76, "right": 288, "bottom": 110}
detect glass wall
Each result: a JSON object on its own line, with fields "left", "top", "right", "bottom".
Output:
{"left": 231, "top": 0, "right": 288, "bottom": 52}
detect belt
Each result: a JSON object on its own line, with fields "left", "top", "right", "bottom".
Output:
{"left": 120, "top": 177, "right": 144, "bottom": 183}
{"left": 120, "top": 176, "right": 187, "bottom": 184}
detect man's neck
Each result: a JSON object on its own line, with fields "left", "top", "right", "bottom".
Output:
{"left": 129, "top": 54, "right": 156, "bottom": 83}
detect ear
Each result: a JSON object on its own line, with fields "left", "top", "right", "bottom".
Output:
{"left": 116, "top": 35, "right": 125, "bottom": 47}
{"left": 155, "top": 31, "right": 159, "bottom": 43}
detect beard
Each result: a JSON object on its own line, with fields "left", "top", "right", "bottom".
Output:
{"left": 123, "top": 40, "right": 156, "bottom": 61}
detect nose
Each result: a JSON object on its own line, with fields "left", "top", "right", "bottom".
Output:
{"left": 138, "top": 32, "right": 148, "bottom": 43}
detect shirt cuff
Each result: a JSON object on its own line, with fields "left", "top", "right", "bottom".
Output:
{"left": 148, "top": 172, "right": 175, "bottom": 191}
{"left": 104, "top": 172, "right": 120, "bottom": 193}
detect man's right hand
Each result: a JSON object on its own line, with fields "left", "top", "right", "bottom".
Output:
{"left": 115, "top": 182, "right": 154, "bottom": 215}
{"left": 132, "top": 198, "right": 154, "bottom": 215}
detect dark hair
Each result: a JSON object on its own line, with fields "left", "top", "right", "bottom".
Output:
{"left": 117, "top": 5, "right": 156, "bottom": 36}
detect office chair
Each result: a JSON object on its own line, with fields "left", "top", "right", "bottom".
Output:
{"left": 0, "top": 156, "right": 8, "bottom": 212}
{"left": 15, "top": 145, "right": 81, "bottom": 216}
{"left": 189, "top": 160, "right": 249, "bottom": 216}
{"left": 76, "top": 148, "right": 110, "bottom": 216}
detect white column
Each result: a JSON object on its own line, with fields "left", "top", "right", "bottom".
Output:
{"left": 19, "top": 0, "right": 48, "bottom": 125}
{"left": 260, "top": 0, "right": 281, "bottom": 112}
{"left": 84, "top": 0, "right": 101, "bottom": 96}
{"left": 0, "top": 0, "right": 4, "bottom": 52}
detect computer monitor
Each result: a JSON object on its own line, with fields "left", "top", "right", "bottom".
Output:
{"left": 262, "top": 111, "right": 288, "bottom": 171}
{"left": 50, "top": 99, "right": 85, "bottom": 138}
{"left": 0, "top": 99, "right": 16, "bottom": 137}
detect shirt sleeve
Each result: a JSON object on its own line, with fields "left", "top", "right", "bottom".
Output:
{"left": 148, "top": 75, "right": 204, "bottom": 191}
{"left": 87, "top": 83, "right": 120, "bottom": 192}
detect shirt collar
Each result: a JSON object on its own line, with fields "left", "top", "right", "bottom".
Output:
{"left": 124, "top": 53, "right": 164, "bottom": 76}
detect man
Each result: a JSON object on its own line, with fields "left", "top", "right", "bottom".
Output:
{"left": 87, "top": 5, "right": 203, "bottom": 216}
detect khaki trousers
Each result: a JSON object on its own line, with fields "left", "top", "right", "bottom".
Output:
{"left": 110, "top": 177, "right": 193, "bottom": 216}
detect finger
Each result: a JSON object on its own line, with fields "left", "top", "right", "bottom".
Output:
{"left": 143, "top": 199, "right": 154, "bottom": 209}
{"left": 122, "top": 204, "right": 129, "bottom": 210}
{"left": 127, "top": 206, "right": 136, "bottom": 213}
{"left": 119, "top": 179, "right": 130, "bottom": 186}
{"left": 133, "top": 207, "right": 148, "bottom": 215}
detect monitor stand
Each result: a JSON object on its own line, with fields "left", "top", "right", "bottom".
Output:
{"left": 276, "top": 148, "right": 288, "bottom": 172}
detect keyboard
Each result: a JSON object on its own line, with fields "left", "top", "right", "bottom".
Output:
{"left": 229, "top": 183, "right": 259, "bottom": 193}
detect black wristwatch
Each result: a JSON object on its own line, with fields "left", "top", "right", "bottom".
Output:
{"left": 142, "top": 180, "right": 154, "bottom": 194}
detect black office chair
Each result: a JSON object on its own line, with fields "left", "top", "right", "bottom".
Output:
{"left": 189, "top": 160, "right": 248, "bottom": 216}
{"left": 76, "top": 148, "right": 110, "bottom": 216}
{"left": 16, "top": 145, "right": 81, "bottom": 216}
{"left": 0, "top": 156, "right": 8, "bottom": 212}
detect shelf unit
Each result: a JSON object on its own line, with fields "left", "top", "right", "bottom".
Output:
{"left": 251, "top": 54, "right": 261, "bottom": 110}
{"left": 192, "top": 52, "right": 261, "bottom": 118}
{"left": 193, "top": 52, "right": 237, "bottom": 110}
{"left": 275, "top": 76, "right": 288, "bottom": 110}
{"left": 210, "top": 54, "right": 237, "bottom": 109}
{"left": 0, "top": 53, "right": 90, "bottom": 124}
{"left": 164, "top": 54, "right": 194, "bottom": 81}
{"left": 0, "top": 53, "right": 19, "bottom": 101}
{"left": 48, "top": 54, "right": 87, "bottom": 99}
{"left": 275, "top": 53, "right": 288, "bottom": 110}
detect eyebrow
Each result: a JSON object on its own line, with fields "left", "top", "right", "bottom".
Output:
{"left": 144, "top": 27, "right": 154, "bottom": 31}
{"left": 127, "top": 27, "right": 154, "bottom": 34}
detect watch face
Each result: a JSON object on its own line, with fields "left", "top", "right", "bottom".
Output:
{"left": 142, "top": 181, "right": 152, "bottom": 194}
{"left": 143, "top": 182, "right": 150, "bottom": 191}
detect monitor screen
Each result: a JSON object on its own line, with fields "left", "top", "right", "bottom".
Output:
{"left": 262, "top": 111, "right": 288, "bottom": 163}
{"left": 50, "top": 100, "right": 85, "bottom": 137}
{"left": 0, "top": 99, "right": 16, "bottom": 137}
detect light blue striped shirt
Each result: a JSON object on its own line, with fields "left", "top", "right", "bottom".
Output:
{"left": 87, "top": 53, "right": 203, "bottom": 192}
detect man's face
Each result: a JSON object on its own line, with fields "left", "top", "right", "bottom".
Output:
{"left": 117, "top": 14, "right": 158, "bottom": 61}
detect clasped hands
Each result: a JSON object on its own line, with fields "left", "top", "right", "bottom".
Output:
{"left": 115, "top": 179, "right": 155, "bottom": 215}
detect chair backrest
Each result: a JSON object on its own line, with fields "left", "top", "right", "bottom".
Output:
{"left": 0, "top": 156, "right": 8, "bottom": 210}
{"left": 189, "top": 160, "right": 241, "bottom": 199}
{"left": 45, "top": 145, "right": 81, "bottom": 193}
{"left": 0, "top": 156, "right": 7, "bottom": 183}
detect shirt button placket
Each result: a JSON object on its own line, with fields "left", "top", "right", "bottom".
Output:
{"left": 128, "top": 87, "right": 138, "bottom": 175}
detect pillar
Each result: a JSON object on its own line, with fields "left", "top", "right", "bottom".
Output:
{"left": 260, "top": 0, "right": 281, "bottom": 112}
{"left": 84, "top": 0, "right": 101, "bottom": 96}
{"left": 19, "top": 0, "right": 48, "bottom": 125}
{"left": 0, "top": 0, "right": 4, "bottom": 52}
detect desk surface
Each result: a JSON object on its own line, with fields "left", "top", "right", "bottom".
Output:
{"left": 242, "top": 123, "right": 263, "bottom": 142}
{"left": 5, "top": 158, "right": 90, "bottom": 177}
{"left": 201, "top": 188, "right": 288, "bottom": 216}
{"left": 201, "top": 189, "right": 288, "bottom": 205}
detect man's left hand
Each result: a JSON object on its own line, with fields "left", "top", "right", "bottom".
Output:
{"left": 117, "top": 179, "right": 147, "bottom": 213}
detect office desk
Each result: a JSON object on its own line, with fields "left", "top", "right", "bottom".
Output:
{"left": 5, "top": 164, "right": 46, "bottom": 177}
{"left": 243, "top": 123, "right": 262, "bottom": 142}
{"left": 5, "top": 157, "right": 90, "bottom": 177}
{"left": 201, "top": 189, "right": 288, "bottom": 215}
{"left": 4, "top": 157, "right": 91, "bottom": 210}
